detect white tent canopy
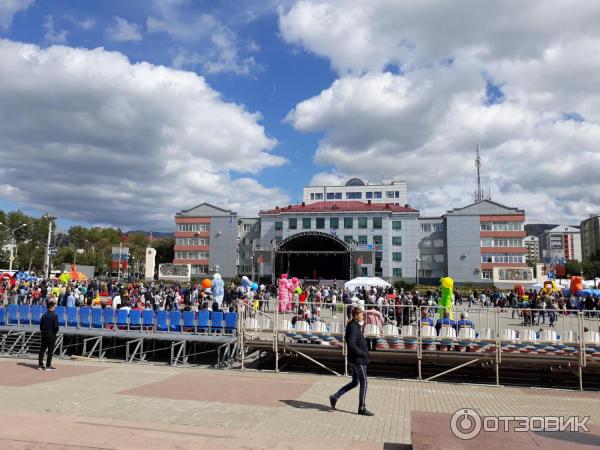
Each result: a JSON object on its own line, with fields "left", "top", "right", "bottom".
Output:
{"left": 344, "top": 277, "right": 391, "bottom": 290}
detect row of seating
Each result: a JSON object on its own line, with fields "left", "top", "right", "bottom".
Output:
{"left": 0, "top": 306, "right": 237, "bottom": 334}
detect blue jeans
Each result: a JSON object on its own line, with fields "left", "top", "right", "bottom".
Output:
{"left": 333, "top": 364, "right": 368, "bottom": 410}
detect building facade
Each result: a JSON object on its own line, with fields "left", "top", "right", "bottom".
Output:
{"left": 173, "top": 203, "right": 238, "bottom": 278}
{"left": 523, "top": 235, "right": 540, "bottom": 264}
{"left": 542, "top": 225, "right": 582, "bottom": 262}
{"left": 259, "top": 201, "right": 420, "bottom": 281}
{"left": 580, "top": 214, "right": 600, "bottom": 261}
{"left": 303, "top": 177, "right": 408, "bottom": 206}
{"left": 444, "top": 200, "right": 530, "bottom": 285}
{"left": 237, "top": 217, "right": 261, "bottom": 277}
{"left": 417, "top": 217, "right": 446, "bottom": 283}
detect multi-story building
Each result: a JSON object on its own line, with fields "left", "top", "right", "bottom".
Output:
{"left": 173, "top": 203, "right": 238, "bottom": 278}
{"left": 259, "top": 200, "right": 419, "bottom": 281}
{"left": 237, "top": 217, "right": 260, "bottom": 277}
{"left": 580, "top": 214, "right": 600, "bottom": 260}
{"left": 523, "top": 235, "right": 540, "bottom": 264}
{"left": 542, "top": 225, "right": 582, "bottom": 262}
{"left": 417, "top": 217, "right": 446, "bottom": 283}
{"left": 303, "top": 177, "right": 408, "bottom": 206}
{"left": 444, "top": 200, "right": 530, "bottom": 285}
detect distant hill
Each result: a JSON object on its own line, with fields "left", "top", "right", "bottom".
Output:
{"left": 125, "top": 230, "right": 174, "bottom": 238}
{"left": 524, "top": 224, "right": 558, "bottom": 237}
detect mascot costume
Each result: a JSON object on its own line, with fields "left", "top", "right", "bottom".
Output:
{"left": 570, "top": 276, "right": 583, "bottom": 296}
{"left": 278, "top": 274, "right": 291, "bottom": 313}
{"left": 212, "top": 273, "right": 225, "bottom": 307}
{"left": 240, "top": 276, "right": 252, "bottom": 293}
{"left": 439, "top": 277, "right": 454, "bottom": 320}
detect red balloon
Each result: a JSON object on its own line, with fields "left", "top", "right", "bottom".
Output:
{"left": 201, "top": 278, "right": 212, "bottom": 289}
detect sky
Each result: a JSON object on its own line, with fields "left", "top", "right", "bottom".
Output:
{"left": 0, "top": 0, "right": 599, "bottom": 231}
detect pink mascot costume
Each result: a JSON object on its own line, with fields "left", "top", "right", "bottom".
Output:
{"left": 278, "top": 274, "right": 291, "bottom": 313}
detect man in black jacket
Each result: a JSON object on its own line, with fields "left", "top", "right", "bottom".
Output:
{"left": 329, "top": 307, "right": 374, "bottom": 416}
{"left": 38, "top": 301, "right": 59, "bottom": 370}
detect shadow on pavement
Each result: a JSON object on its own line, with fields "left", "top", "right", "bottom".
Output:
{"left": 280, "top": 400, "right": 355, "bottom": 414}
{"left": 17, "top": 362, "right": 42, "bottom": 370}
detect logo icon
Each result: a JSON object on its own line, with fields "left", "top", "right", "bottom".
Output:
{"left": 451, "top": 408, "right": 482, "bottom": 440}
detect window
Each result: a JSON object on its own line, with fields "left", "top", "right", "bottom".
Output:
{"left": 344, "top": 235, "right": 354, "bottom": 244}
{"left": 373, "top": 235, "right": 382, "bottom": 245}
{"left": 346, "top": 192, "right": 362, "bottom": 199}
{"left": 480, "top": 222, "right": 492, "bottom": 231}
{"left": 335, "top": 192, "right": 342, "bottom": 199}
{"left": 310, "top": 193, "right": 315, "bottom": 200}
{"left": 275, "top": 221, "right": 283, "bottom": 231}
{"left": 176, "top": 237, "right": 209, "bottom": 246}
{"left": 392, "top": 220, "right": 402, "bottom": 230}
{"left": 374, "top": 191, "right": 382, "bottom": 199}
{"left": 393, "top": 268, "right": 402, "bottom": 277}
{"left": 373, "top": 217, "right": 382, "bottom": 229}
{"left": 395, "top": 191, "right": 400, "bottom": 198}
{"left": 386, "top": 191, "right": 395, "bottom": 199}
{"left": 392, "top": 252, "right": 402, "bottom": 262}
{"left": 433, "top": 254, "right": 445, "bottom": 263}
{"left": 358, "top": 217, "right": 368, "bottom": 229}
{"left": 433, "top": 223, "right": 444, "bottom": 232}
{"left": 481, "top": 270, "right": 492, "bottom": 279}
{"left": 302, "top": 218, "right": 311, "bottom": 229}
{"left": 421, "top": 223, "right": 431, "bottom": 232}
{"left": 421, "top": 255, "right": 433, "bottom": 263}
{"left": 358, "top": 235, "right": 368, "bottom": 244}
{"left": 191, "top": 265, "right": 209, "bottom": 275}
{"left": 419, "top": 269, "right": 432, "bottom": 278}
{"left": 288, "top": 218, "right": 297, "bottom": 230}
{"left": 243, "top": 224, "right": 252, "bottom": 232}
{"left": 177, "top": 223, "right": 209, "bottom": 232}
{"left": 422, "top": 239, "right": 432, "bottom": 248}
{"left": 392, "top": 236, "right": 402, "bottom": 246}
{"left": 366, "top": 192, "right": 373, "bottom": 199}
{"left": 175, "top": 251, "right": 209, "bottom": 260}
{"left": 316, "top": 193, "right": 323, "bottom": 200}
{"left": 330, "top": 217, "right": 339, "bottom": 229}
{"left": 326, "top": 192, "right": 336, "bottom": 200}
{"left": 344, "top": 217, "right": 353, "bottom": 229}
{"left": 316, "top": 218, "right": 325, "bottom": 229}
{"left": 481, "top": 254, "right": 524, "bottom": 263}
{"left": 480, "top": 221, "right": 523, "bottom": 231}
{"left": 481, "top": 238, "right": 493, "bottom": 247}
{"left": 434, "top": 239, "right": 444, "bottom": 248}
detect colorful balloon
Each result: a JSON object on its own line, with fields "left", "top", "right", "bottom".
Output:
{"left": 295, "top": 287, "right": 302, "bottom": 294}
{"left": 251, "top": 282, "right": 259, "bottom": 291}
{"left": 201, "top": 278, "right": 212, "bottom": 289}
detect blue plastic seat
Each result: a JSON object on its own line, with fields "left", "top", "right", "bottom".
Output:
{"left": 80, "top": 307, "right": 91, "bottom": 328}
{"left": 198, "top": 310, "right": 210, "bottom": 333}
{"left": 224, "top": 312, "right": 238, "bottom": 334}
{"left": 7, "top": 304, "right": 18, "bottom": 325}
{"left": 91, "top": 308, "right": 103, "bottom": 328}
{"left": 182, "top": 311, "right": 196, "bottom": 332}
{"left": 55, "top": 306, "right": 66, "bottom": 327}
{"left": 31, "top": 305, "right": 42, "bottom": 325}
{"left": 211, "top": 311, "right": 224, "bottom": 333}
{"left": 66, "top": 307, "right": 78, "bottom": 327}
{"left": 18, "top": 304, "right": 31, "bottom": 325}
{"left": 169, "top": 311, "right": 182, "bottom": 332}
{"left": 102, "top": 308, "right": 114, "bottom": 329}
{"left": 116, "top": 309, "right": 129, "bottom": 330}
{"left": 129, "top": 310, "right": 141, "bottom": 330}
{"left": 142, "top": 309, "right": 155, "bottom": 331}
{"left": 0, "top": 307, "right": 5, "bottom": 325}
{"left": 156, "top": 310, "right": 168, "bottom": 332}
{"left": 41, "top": 305, "right": 47, "bottom": 315}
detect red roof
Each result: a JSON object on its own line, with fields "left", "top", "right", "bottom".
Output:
{"left": 260, "top": 201, "right": 418, "bottom": 215}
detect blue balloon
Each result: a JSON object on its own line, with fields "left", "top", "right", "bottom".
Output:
{"left": 251, "top": 282, "right": 259, "bottom": 291}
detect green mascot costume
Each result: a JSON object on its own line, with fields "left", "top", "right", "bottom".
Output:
{"left": 439, "top": 277, "right": 454, "bottom": 320}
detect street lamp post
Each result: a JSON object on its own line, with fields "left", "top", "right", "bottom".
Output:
{"left": 415, "top": 257, "right": 421, "bottom": 286}
{"left": 0, "top": 222, "right": 27, "bottom": 272}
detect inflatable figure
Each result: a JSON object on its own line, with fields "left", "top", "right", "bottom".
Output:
{"left": 240, "top": 276, "right": 252, "bottom": 292}
{"left": 570, "top": 276, "right": 583, "bottom": 296}
{"left": 212, "top": 273, "right": 225, "bottom": 307}
{"left": 278, "top": 274, "right": 291, "bottom": 313}
{"left": 439, "top": 277, "right": 454, "bottom": 320}
{"left": 514, "top": 284, "right": 525, "bottom": 298}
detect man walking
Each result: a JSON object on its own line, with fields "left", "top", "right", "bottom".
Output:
{"left": 39, "top": 301, "right": 59, "bottom": 371}
{"left": 329, "top": 307, "right": 374, "bottom": 416}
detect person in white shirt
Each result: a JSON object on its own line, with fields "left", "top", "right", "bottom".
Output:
{"left": 113, "top": 294, "right": 122, "bottom": 309}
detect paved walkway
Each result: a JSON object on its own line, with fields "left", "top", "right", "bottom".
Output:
{"left": 0, "top": 357, "right": 598, "bottom": 448}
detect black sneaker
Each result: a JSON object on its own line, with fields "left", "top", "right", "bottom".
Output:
{"left": 358, "top": 408, "right": 374, "bottom": 416}
{"left": 38, "top": 366, "right": 46, "bottom": 371}
{"left": 329, "top": 395, "right": 337, "bottom": 410}
{"left": 46, "top": 366, "right": 56, "bottom": 371}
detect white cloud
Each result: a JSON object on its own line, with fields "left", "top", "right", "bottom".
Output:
{"left": 0, "top": 39, "right": 288, "bottom": 229}
{"left": 0, "top": 0, "right": 33, "bottom": 31}
{"left": 147, "top": 3, "right": 261, "bottom": 75}
{"left": 281, "top": 1, "right": 600, "bottom": 223}
{"left": 106, "top": 17, "right": 142, "bottom": 42}
{"left": 43, "top": 15, "right": 67, "bottom": 44}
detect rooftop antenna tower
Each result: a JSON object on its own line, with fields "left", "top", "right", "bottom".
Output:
{"left": 474, "top": 144, "right": 484, "bottom": 202}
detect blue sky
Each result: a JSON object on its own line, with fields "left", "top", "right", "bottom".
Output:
{"left": 1, "top": 0, "right": 599, "bottom": 230}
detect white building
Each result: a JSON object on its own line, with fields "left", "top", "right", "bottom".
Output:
{"left": 523, "top": 235, "right": 540, "bottom": 264}
{"left": 542, "top": 225, "right": 582, "bottom": 262}
{"left": 303, "top": 177, "right": 408, "bottom": 206}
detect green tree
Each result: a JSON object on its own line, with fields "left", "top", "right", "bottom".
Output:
{"left": 152, "top": 237, "right": 175, "bottom": 265}
{"left": 565, "top": 260, "right": 582, "bottom": 277}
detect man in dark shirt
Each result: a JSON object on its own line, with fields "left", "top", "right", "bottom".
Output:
{"left": 39, "top": 301, "right": 59, "bottom": 370}
{"left": 329, "top": 307, "right": 374, "bottom": 416}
